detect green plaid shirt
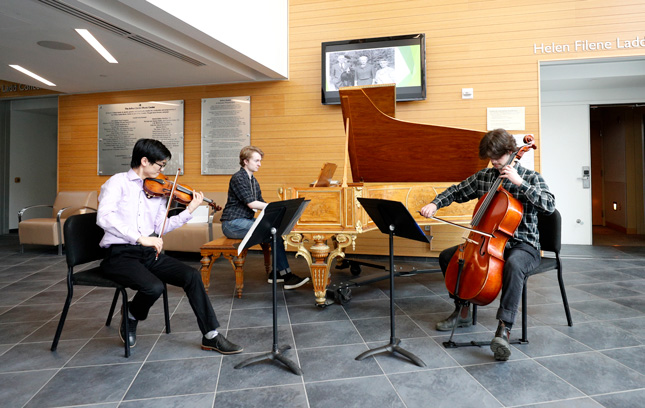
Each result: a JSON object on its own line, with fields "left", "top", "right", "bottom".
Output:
{"left": 432, "top": 163, "right": 555, "bottom": 251}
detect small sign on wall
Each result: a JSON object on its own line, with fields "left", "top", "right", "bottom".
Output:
{"left": 487, "top": 107, "right": 525, "bottom": 131}
{"left": 201, "top": 96, "right": 251, "bottom": 175}
{"left": 98, "top": 100, "right": 184, "bottom": 175}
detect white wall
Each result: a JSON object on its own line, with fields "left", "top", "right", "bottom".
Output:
{"left": 8, "top": 98, "right": 58, "bottom": 229}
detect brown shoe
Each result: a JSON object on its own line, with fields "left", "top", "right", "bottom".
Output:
{"left": 490, "top": 321, "right": 511, "bottom": 361}
{"left": 435, "top": 304, "right": 472, "bottom": 331}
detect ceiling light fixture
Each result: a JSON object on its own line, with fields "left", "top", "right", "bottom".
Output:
{"left": 75, "top": 28, "right": 118, "bottom": 63}
{"left": 8, "top": 65, "right": 56, "bottom": 86}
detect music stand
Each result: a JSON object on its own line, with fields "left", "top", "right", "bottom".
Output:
{"left": 354, "top": 198, "right": 430, "bottom": 367}
{"left": 234, "top": 198, "right": 309, "bottom": 375}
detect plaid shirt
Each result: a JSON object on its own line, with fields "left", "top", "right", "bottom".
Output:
{"left": 432, "top": 163, "right": 555, "bottom": 251}
{"left": 220, "top": 167, "right": 264, "bottom": 221}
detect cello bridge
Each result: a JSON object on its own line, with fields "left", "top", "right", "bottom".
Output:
{"left": 465, "top": 237, "right": 480, "bottom": 245}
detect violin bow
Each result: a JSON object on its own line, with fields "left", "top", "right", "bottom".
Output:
{"left": 156, "top": 168, "right": 181, "bottom": 260}
{"left": 417, "top": 211, "right": 495, "bottom": 239}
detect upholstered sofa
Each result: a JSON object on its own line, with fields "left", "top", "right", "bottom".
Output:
{"left": 18, "top": 190, "right": 98, "bottom": 255}
{"left": 162, "top": 191, "right": 228, "bottom": 253}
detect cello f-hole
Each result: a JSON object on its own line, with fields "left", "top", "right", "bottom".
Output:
{"left": 479, "top": 237, "right": 487, "bottom": 256}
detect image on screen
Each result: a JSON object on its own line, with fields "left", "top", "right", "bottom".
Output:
{"left": 321, "top": 33, "right": 426, "bottom": 105}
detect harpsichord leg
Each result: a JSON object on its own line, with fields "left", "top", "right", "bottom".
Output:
{"left": 285, "top": 233, "right": 356, "bottom": 306}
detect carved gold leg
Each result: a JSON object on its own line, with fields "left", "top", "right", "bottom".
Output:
{"left": 285, "top": 233, "right": 356, "bottom": 305}
{"left": 309, "top": 235, "right": 331, "bottom": 305}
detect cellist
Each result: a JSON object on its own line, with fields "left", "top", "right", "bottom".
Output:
{"left": 419, "top": 128, "right": 555, "bottom": 361}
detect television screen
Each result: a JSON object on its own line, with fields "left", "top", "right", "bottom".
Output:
{"left": 321, "top": 33, "right": 426, "bottom": 105}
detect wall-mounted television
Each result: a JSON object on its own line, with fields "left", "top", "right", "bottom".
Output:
{"left": 321, "top": 33, "right": 426, "bottom": 105}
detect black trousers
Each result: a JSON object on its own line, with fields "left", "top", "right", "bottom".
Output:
{"left": 101, "top": 245, "right": 219, "bottom": 334}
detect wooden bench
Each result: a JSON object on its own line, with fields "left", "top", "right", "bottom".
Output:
{"left": 199, "top": 237, "right": 271, "bottom": 298}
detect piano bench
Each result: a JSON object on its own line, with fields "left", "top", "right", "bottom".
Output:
{"left": 199, "top": 238, "right": 271, "bottom": 298}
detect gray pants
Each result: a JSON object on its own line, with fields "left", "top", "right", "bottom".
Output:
{"left": 439, "top": 242, "right": 540, "bottom": 324}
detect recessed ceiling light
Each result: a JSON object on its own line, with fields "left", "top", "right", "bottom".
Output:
{"left": 8, "top": 65, "right": 56, "bottom": 86}
{"left": 37, "top": 41, "right": 75, "bottom": 50}
{"left": 75, "top": 29, "right": 118, "bottom": 63}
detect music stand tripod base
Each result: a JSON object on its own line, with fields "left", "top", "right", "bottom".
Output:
{"left": 356, "top": 337, "right": 426, "bottom": 367}
{"left": 233, "top": 231, "right": 302, "bottom": 375}
{"left": 232, "top": 199, "right": 308, "bottom": 376}
{"left": 234, "top": 345, "right": 303, "bottom": 375}
{"left": 352, "top": 198, "right": 431, "bottom": 368}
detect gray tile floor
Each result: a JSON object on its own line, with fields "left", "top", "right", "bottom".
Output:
{"left": 1, "top": 233, "right": 644, "bottom": 407}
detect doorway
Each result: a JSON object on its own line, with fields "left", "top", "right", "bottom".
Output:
{"left": 5, "top": 97, "right": 58, "bottom": 232}
{"left": 590, "top": 104, "right": 645, "bottom": 245}
{"left": 540, "top": 56, "right": 645, "bottom": 246}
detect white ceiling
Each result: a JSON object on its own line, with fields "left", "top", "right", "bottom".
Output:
{"left": 2, "top": 1, "right": 643, "bottom": 100}
{"left": 0, "top": 0, "right": 287, "bottom": 94}
{"left": 540, "top": 56, "right": 645, "bottom": 93}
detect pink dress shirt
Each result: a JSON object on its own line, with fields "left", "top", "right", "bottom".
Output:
{"left": 97, "top": 169, "right": 192, "bottom": 248}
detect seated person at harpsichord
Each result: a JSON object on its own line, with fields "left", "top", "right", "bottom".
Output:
{"left": 219, "top": 145, "right": 310, "bottom": 290}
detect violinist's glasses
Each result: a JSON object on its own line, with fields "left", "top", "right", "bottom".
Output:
{"left": 153, "top": 162, "right": 167, "bottom": 170}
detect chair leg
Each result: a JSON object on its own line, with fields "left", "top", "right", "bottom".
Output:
{"left": 51, "top": 291, "right": 74, "bottom": 351}
{"left": 57, "top": 243, "right": 63, "bottom": 256}
{"left": 520, "top": 282, "right": 528, "bottom": 343}
{"left": 472, "top": 304, "right": 478, "bottom": 325}
{"left": 106, "top": 289, "right": 120, "bottom": 326}
{"left": 260, "top": 242, "right": 271, "bottom": 275}
{"left": 163, "top": 284, "right": 171, "bottom": 334}
{"left": 556, "top": 261, "right": 573, "bottom": 326}
{"left": 120, "top": 289, "right": 130, "bottom": 358}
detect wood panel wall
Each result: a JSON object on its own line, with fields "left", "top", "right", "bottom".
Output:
{"left": 58, "top": 0, "right": 645, "bottom": 257}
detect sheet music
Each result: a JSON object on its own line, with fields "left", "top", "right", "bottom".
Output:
{"left": 237, "top": 210, "right": 265, "bottom": 256}
{"left": 237, "top": 199, "right": 310, "bottom": 256}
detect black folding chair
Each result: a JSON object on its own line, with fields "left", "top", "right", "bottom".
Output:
{"left": 50, "top": 212, "right": 171, "bottom": 357}
{"left": 472, "top": 208, "right": 573, "bottom": 343}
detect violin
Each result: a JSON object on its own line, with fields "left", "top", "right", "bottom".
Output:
{"left": 143, "top": 173, "right": 222, "bottom": 211}
{"left": 443, "top": 135, "right": 536, "bottom": 306}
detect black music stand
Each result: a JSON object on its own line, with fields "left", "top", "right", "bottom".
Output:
{"left": 234, "top": 198, "right": 309, "bottom": 375}
{"left": 354, "top": 198, "right": 430, "bottom": 367}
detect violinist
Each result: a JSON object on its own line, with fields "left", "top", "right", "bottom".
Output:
{"left": 97, "top": 138, "right": 242, "bottom": 354}
{"left": 420, "top": 128, "right": 555, "bottom": 361}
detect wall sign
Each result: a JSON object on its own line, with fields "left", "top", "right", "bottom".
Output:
{"left": 487, "top": 107, "right": 525, "bottom": 131}
{"left": 534, "top": 36, "right": 645, "bottom": 54}
{"left": 98, "top": 100, "right": 184, "bottom": 175}
{"left": 201, "top": 96, "right": 251, "bottom": 175}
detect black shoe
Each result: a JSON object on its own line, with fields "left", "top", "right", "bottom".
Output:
{"left": 119, "top": 303, "right": 138, "bottom": 348}
{"left": 436, "top": 305, "right": 472, "bottom": 331}
{"left": 267, "top": 272, "right": 285, "bottom": 284}
{"left": 283, "top": 273, "right": 310, "bottom": 290}
{"left": 490, "top": 321, "right": 512, "bottom": 361}
{"left": 201, "top": 334, "right": 243, "bottom": 354}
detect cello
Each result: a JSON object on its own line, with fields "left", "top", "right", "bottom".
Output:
{"left": 443, "top": 135, "right": 537, "bottom": 306}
